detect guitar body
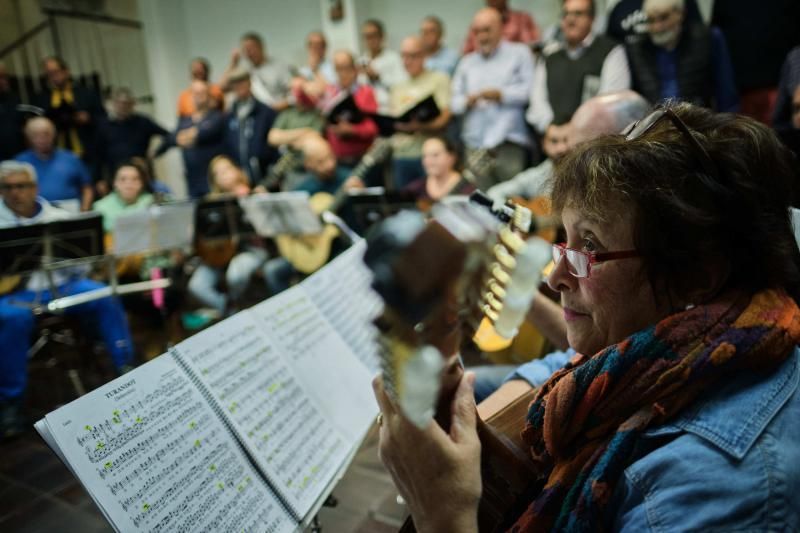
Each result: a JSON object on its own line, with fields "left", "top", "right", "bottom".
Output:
{"left": 274, "top": 192, "right": 341, "bottom": 274}
{"left": 275, "top": 227, "right": 339, "bottom": 274}
{"left": 195, "top": 238, "right": 238, "bottom": 269}
{"left": 275, "top": 139, "right": 393, "bottom": 274}
{"left": 0, "top": 275, "right": 22, "bottom": 295}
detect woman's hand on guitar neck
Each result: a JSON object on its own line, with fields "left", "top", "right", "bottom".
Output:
{"left": 373, "top": 372, "right": 481, "bottom": 533}
{"left": 342, "top": 175, "right": 365, "bottom": 191}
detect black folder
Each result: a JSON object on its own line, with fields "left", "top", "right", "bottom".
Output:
{"left": 325, "top": 92, "right": 365, "bottom": 124}
{"left": 371, "top": 95, "right": 441, "bottom": 137}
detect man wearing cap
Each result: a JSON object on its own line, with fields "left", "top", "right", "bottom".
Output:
{"left": 224, "top": 67, "right": 278, "bottom": 185}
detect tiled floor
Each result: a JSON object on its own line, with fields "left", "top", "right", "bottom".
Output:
{"left": 0, "top": 302, "right": 408, "bottom": 533}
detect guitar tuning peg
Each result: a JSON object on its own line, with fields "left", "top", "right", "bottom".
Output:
{"left": 493, "top": 243, "right": 516, "bottom": 270}
{"left": 484, "top": 291, "right": 503, "bottom": 312}
{"left": 488, "top": 279, "right": 506, "bottom": 300}
{"left": 491, "top": 264, "right": 511, "bottom": 285}
{"left": 499, "top": 227, "right": 525, "bottom": 253}
{"left": 512, "top": 205, "right": 533, "bottom": 234}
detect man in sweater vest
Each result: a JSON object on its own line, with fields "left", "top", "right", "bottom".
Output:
{"left": 527, "top": 0, "right": 631, "bottom": 136}
{"left": 625, "top": 0, "right": 738, "bottom": 112}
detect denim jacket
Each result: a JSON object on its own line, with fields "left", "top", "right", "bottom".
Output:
{"left": 510, "top": 348, "right": 800, "bottom": 530}
{"left": 610, "top": 348, "right": 800, "bottom": 531}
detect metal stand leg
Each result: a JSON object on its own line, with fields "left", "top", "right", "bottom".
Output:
{"left": 67, "top": 369, "right": 86, "bottom": 396}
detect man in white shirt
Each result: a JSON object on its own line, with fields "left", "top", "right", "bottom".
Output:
{"left": 0, "top": 160, "right": 135, "bottom": 439}
{"left": 527, "top": 0, "right": 631, "bottom": 135}
{"left": 359, "top": 19, "right": 408, "bottom": 113}
{"left": 222, "top": 32, "right": 292, "bottom": 111}
{"left": 451, "top": 7, "right": 535, "bottom": 190}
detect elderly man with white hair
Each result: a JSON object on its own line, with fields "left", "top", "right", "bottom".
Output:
{"left": 0, "top": 160, "right": 135, "bottom": 440}
{"left": 489, "top": 90, "right": 651, "bottom": 202}
{"left": 625, "top": 0, "right": 738, "bottom": 111}
{"left": 14, "top": 116, "right": 93, "bottom": 211}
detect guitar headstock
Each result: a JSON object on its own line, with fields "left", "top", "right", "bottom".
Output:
{"left": 364, "top": 202, "right": 499, "bottom": 427}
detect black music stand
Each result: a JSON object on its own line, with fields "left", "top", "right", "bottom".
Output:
{"left": 0, "top": 213, "right": 106, "bottom": 396}
{"left": 0, "top": 213, "right": 104, "bottom": 309}
{"left": 194, "top": 196, "right": 256, "bottom": 241}
{"left": 0, "top": 213, "right": 173, "bottom": 313}
{"left": 346, "top": 188, "right": 419, "bottom": 234}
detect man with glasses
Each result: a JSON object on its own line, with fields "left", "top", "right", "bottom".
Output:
{"left": 388, "top": 36, "right": 452, "bottom": 188}
{"left": 358, "top": 19, "right": 407, "bottom": 114}
{"left": 221, "top": 32, "right": 292, "bottom": 112}
{"left": 527, "top": 0, "right": 630, "bottom": 137}
{"left": 625, "top": 0, "right": 738, "bottom": 112}
{"left": 0, "top": 160, "right": 135, "bottom": 439}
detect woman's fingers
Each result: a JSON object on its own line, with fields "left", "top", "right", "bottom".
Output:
{"left": 371, "top": 374, "right": 396, "bottom": 417}
{"left": 449, "top": 371, "right": 479, "bottom": 443}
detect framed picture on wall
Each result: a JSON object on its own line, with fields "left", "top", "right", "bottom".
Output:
{"left": 329, "top": 0, "right": 343, "bottom": 21}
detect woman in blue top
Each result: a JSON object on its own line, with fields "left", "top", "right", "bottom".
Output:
{"left": 373, "top": 102, "right": 800, "bottom": 531}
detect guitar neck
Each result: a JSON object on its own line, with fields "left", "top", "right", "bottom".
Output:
{"left": 263, "top": 150, "right": 301, "bottom": 190}
{"left": 327, "top": 138, "right": 392, "bottom": 214}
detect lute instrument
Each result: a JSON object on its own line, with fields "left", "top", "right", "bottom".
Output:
{"left": 364, "top": 198, "right": 555, "bottom": 531}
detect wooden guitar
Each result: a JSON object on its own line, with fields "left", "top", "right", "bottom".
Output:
{"left": 364, "top": 200, "right": 553, "bottom": 531}
{"left": 275, "top": 138, "right": 392, "bottom": 274}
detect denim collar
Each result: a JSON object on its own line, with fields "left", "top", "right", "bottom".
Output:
{"left": 642, "top": 347, "right": 799, "bottom": 460}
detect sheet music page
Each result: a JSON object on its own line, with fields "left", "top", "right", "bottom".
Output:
{"left": 111, "top": 210, "right": 151, "bottom": 255}
{"left": 249, "top": 284, "right": 377, "bottom": 443}
{"left": 299, "top": 241, "right": 382, "bottom": 374}
{"left": 172, "top": 312, "right": 352, "bottom": 519}
{"left": 239, "top": 192, "right": 322, "bottom": 237}
{"left": 42, "top": 355, "right": 296, "bottom": 533}
{"left": 113, "top": 203, "right": 195, "bottom": 255}
{"left": 152, "top": 202, "right": 195, "bottom": 250}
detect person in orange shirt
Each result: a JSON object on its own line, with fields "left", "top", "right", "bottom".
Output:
{"left": 177, "top": 58, "right": 225, "bottom": 117}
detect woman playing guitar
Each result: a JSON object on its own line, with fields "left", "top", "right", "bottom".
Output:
{"left": 188, "top": 156, "right": 268, "bottom": 316}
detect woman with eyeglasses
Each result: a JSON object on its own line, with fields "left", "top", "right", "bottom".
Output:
{"left": 373, "top": 102, "right": 800, "bottom": 531}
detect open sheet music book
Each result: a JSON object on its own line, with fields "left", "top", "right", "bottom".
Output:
{"left": 239, "top": 192, "right": 324, "bottom": 237}
{"left": 35, "top": 241, "right": 382, "bottom": 533}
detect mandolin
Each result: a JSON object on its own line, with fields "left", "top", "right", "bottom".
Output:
{"left": 275, "top": 138, "right": 392, "bottom": 274}
{"left": 364, "top": 200, "right": 554, "bottom": 531}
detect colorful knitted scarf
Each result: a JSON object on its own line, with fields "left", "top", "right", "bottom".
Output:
{"left": 510, "top": 288, "right": 800, "bottom": 532}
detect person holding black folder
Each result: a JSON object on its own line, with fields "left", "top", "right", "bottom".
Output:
{"left": 305, "top": 51, "right": 379, "bottom": 171}
{"left": 385, "top": 36, "right": 452, "bottom": 189}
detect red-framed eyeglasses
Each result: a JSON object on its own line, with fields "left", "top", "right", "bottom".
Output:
{"left": 551, "top": 242, "right": 641, "bottom": 278}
